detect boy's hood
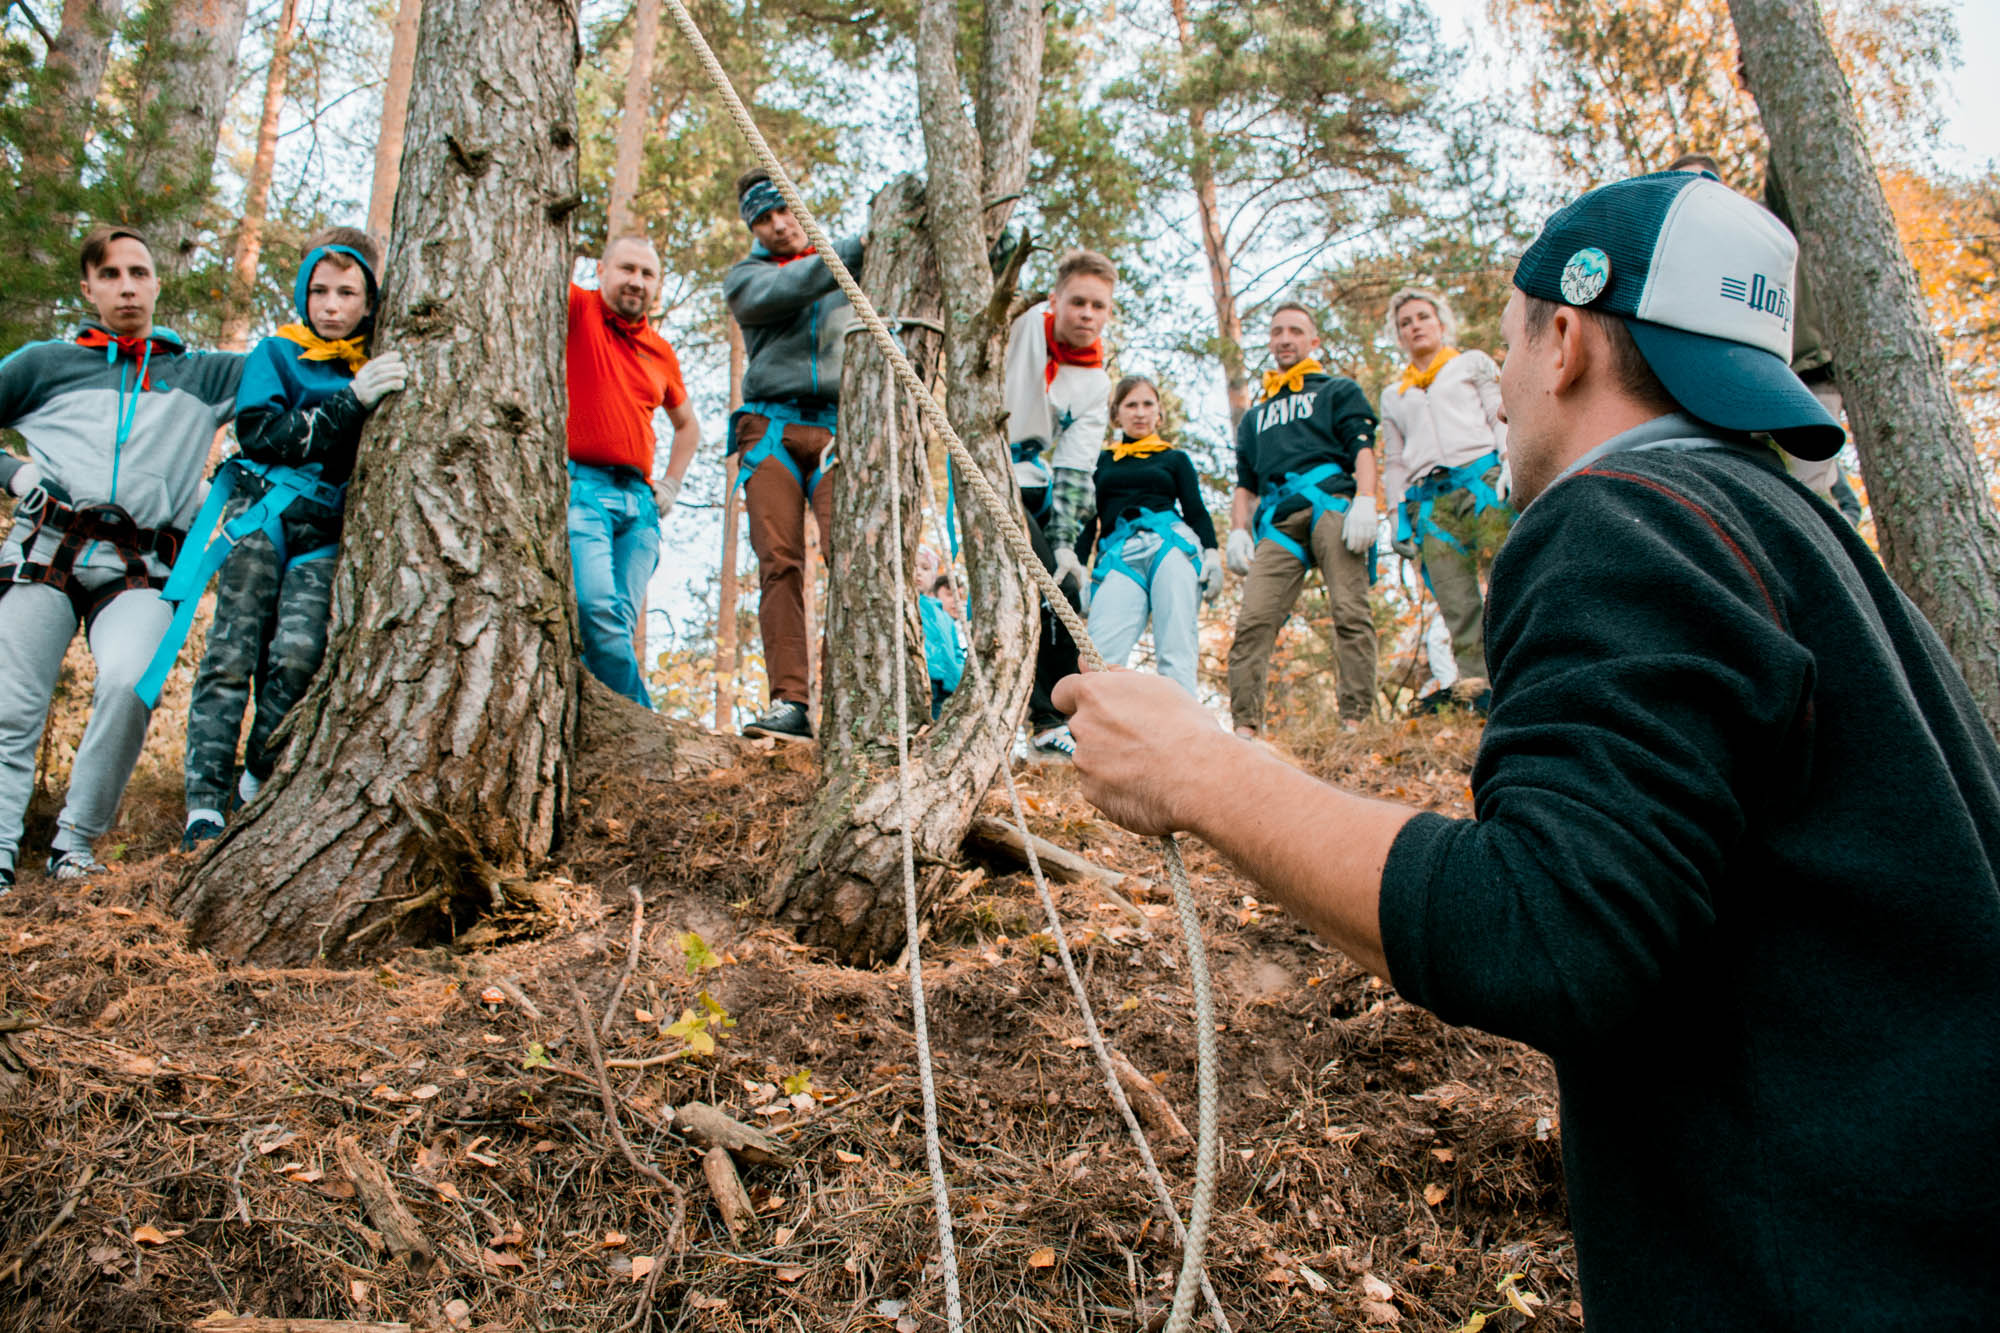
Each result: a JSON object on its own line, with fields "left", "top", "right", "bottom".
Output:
{"left": 293, "top": 243, "right": 380, "bottom": 339}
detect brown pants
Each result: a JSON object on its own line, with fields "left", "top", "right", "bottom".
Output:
{"left": 1416, "top": 467, "right": 1510, "bottom": 684}
{"left": 1227, "top": 506, "right": 1376, "bottom": 729}
{"left": 738, "top": 414, "right": 834, "bottom": 705}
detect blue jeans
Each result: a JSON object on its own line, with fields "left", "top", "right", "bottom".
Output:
{"left": 568, "top": 462, "right": 660, "bottom": 707}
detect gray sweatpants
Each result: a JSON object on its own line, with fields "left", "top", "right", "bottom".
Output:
{"left": 1087, "top": 523, "right": 1203, "bottom": 697}
{"left": 0, "top": 579, "right": 172, "bottom": 872}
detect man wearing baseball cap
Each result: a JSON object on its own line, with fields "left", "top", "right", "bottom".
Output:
{"left": 1053, "top": 171, "right": 2000, "bottom": 1328}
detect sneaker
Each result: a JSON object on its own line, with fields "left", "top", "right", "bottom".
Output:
{"left": 46, "top": 849, "right": 105, "bottom": 882}
{"left": 181, "top": 818, "right": 224, "bottom": 852}
{"left": 0, "top": 865, "right": 12, "bottom": 896}
{"left": 1030, "top": 724, "right": 1077, "bottom": 761}
{"left": 743, "top": 700, "right": 814, "bottom": 744}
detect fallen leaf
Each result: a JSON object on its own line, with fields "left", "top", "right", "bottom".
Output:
{"left": 634, "top": 1008, "right": 657, "bottom": 1024}
{"left": 481, "top": 1247, "right": 524, "bottom": 1271}
{"left": 774, "top": 1225, "right": 797, "bottom": 1245}
{"left": 600, "top": 1231, "right": 628, "bottom": 1248}
{"left": 1027, "top": 1246, "right": 1056, "bottom": 1269}
{"left": 1298, "top": 1263, "right": 1333, "bottom": 1295}
{"left": 1359, "top": 1273, "right": 1396, "bottom": 1302}
{"left": 412, "top": 1083, "right": 441, "bottom": 1101}
{"left": 630, "top": 1255, "right": 656, "bottom": 1282}
{"left": 1451, "top": 1313, "right": 1490, "bottom": 1333}
{"left": 1430, "top": 1148, "right": 1455, "bottom": 1164}
{"left": 834, "top": 1149, "right": 863, "bottom": 1165}
{"left": 1359, "top": 1299, "right": 1402, "bottom": 1325}
{"left": 775, "top": 1265, "right": 806, "bottom": 1283}
{"left": 489, "top": 1225, "right": 524, "bottom": 1248}
{"left": 444, "top": 1298, "right": 472, "bottom": 1329}
{"left": 1423, "top": 1183, "right": 1448, "bottom": 1206}
{"left": 131, "top": 1224, "right": 180, "bottom": 1246}
{"left": 349, "top": 1278, "right": 371, "bottom": 1304}
{"left": 285, "top": 1168, "right": 323, "bottom": 1184}
{"left": 432, "top": 1181, "right": 463, "bottom": 1202}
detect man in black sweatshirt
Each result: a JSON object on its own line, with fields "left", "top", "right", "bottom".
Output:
{"left": 1054, "top": 171, "right": 2000, "bottom": 1330}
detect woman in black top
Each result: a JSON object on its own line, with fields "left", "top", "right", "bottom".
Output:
{"left": 1079, "top": 376, "right": 1220, "bottom": 696}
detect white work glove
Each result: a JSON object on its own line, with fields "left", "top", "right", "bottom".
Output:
{"left": 1200, "top": 548, "right": 1223, "bottom": 604}
{"left": 1496, "top": 459, "right": 1513, "bottom": 502}
{"left": 1053, "top": 546, "right": 1087, "bottom": 597}
{"left": 350, "top": 351, "right": 408, "bottom": 409}
{"left": 1341, "top": 494, "right": 1377, "bottom": 555}
{"left": 6, "top": 462, "right": 69, "bottom": 512}
{"left": 651, "top": 474, "right": 682, "bottom": 519}
{"left": 1225, "top": 527, "right": 1255, "bottom": 576}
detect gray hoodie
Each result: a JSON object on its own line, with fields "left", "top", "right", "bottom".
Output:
{"left": 723, "top": 237, "right": 862, "bottom": 408}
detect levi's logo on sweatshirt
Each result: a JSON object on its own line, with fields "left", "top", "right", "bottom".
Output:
{"left": 1256, "top": 390, "right": 1319, "bottom": 432}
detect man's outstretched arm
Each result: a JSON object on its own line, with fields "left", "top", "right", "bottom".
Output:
{"left": 1052, "top": 669, "right": 1416, "bottom": 979}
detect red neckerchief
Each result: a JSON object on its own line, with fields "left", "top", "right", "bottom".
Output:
{"left": 76, "top": 327, "right": 179, "bottom": 390}
{"left": 771, "top": 246, "right": 819, "bottom": 267}
{"left": 1043, "top": 308, "right": 1103, "bottom": 388}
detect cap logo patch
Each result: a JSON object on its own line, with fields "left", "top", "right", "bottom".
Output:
{"left": 1560, "top": 247, "right": 1611, "bottom": 305}
{"left": 1719, "top": 272, "right": 1793, "bottom": 328}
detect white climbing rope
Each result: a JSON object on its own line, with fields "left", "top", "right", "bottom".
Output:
{"left": 656, "top": 3, "right": 1223, "bottom": 1327}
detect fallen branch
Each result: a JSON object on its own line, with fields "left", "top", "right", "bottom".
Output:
{"left": 1107, "top": 1048, "right": 1191, "bottom": 1145}
{"left": 331, "top": 1136, "right": 433, "bottom": 1275}
{"left": 701, "top": 1146, "right": 756, "bottom": 1240}
{"left": 964, "top": 816, "right": 1150, "bottom": 927}
{"left": 598, "top": 886, "right": 645, "bottom": 1043}
{"left": 673, "top": 1101, "right": 794, "bottom": 1166}
{"left": 194, "top": 1318, "right": 413, "bottom": 1332}
{"left": 489, "top": 976, "right": 544, "bottom": 1020}
{"left": 567, "top": 981, "right": 689, "bottom": 1247}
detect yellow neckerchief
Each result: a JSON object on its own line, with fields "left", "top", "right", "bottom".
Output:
{"left": 275, "top": 323, "right": 370, "bottom": 373}
{"left": 1111, "top": 432, "right": 1173, "bottom": 462}
{"left": 1260, "top": 356, "right": 1324, "bottom": 401}
{"left": 1397, "top": 346, "right": 1461, "bottom": 395}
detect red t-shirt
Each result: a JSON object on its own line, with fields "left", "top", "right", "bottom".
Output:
{"left": 565, "top": 283, "right": 689, "bottom": 474}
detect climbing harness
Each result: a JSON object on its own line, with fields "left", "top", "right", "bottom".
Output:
{"left": 133, "top": 458, "right": 346, "bottom": 709}
{"left": 1253, "top": 461, "right": 1378, "bottom": 583}
{"left": 1397, "top": 450, "right": 1509, "bottom": 558}
{"left": 0, "top": 495, "right": 184, "bottom": 625}
{"left": 660, "top": 3, "right": 1224, "bottom": 1327}
{"left": 1091, "top": 508, "right": 1200, "bottom": 594}
{"left": 726, "top": 399, "right": 840, "bottom": 500}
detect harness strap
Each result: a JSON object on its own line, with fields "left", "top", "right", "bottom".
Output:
{"left": 0, "top": 499, "right": 183, "bottom": 624}
{"left": 1252, "top": 461, "right": 1358, "bottom": 564}
{"left": 728, "top": 399, "right": 840, "bottom": 500}
{"left": 1396, "top": 450, "right": 1508, "bottom": 557}
{"left": 134, "top": 459, "right": 347, "bottom": 708}
{"left": 1090, "top": 508, "right": 1200, "bottom": 593}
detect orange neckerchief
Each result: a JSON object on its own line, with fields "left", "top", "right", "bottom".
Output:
{"left": 1110, "top": 432, "right": 1172, "bottom": 462}
{"left": 1044, "top": 308, "right": 1104, "bottom": 388}
{"left": 75, "top": 327, "right": 179, "bottom": 390}
{"left": 275, "top": 323, "right": 369, "bottom": 373}
{"left": 771, "top": 246, "right": 818, "bottom": 267}
{"left": 1259, "top": 356, "right": 1324, "bottom": 401}
{"left": 1397, "top": 347, "right": 1461, "bottom": 395}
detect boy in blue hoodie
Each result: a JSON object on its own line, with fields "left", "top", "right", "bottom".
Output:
{"left": 173, "top": 227, "right": 405, "bottom": 846}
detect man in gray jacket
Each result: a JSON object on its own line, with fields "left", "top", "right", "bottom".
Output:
{"left": 0, "top": 225, "right": 243, "bottom": 888}
{"left": 722, "top": 168, "right": 862, "bottom": 743}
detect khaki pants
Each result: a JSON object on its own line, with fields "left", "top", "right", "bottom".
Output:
{"left": 1227, "top": 507, "right": 1376, "bottom": 728}
{"left": 1415, "top": 470, "right": 1509, "bottom": 684}
{"left": 738, "top": 414, "right": 834, "bottom": 705}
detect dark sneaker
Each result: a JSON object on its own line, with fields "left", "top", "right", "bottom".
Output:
{"left": 181, "top": 818, "right": 224, "bottom": 852}
{"left": 46, "top": 849, "right": 105, "bottom": 882}
{"left": 743, "top": 700, "right": 813, "bottom": 744}
{"left": 1030, "top": 724, "right": 1077, "bottom": 761}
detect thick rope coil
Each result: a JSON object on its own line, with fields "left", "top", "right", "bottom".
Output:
{"left": 657, "top": 2, "right": 1222, "bottom": 1325}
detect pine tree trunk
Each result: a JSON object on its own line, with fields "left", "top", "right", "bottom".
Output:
{"left": 762, "top": 0, "right": 1042, "bottom": 965}
{"left": 132, "top": 0, "right": 251, "bottom": 275}
{"left": 1731, "top": 0, "right": 2000, "bottom": 737}
{"left": 176, "top": 0, "right": 583, "bottom": 965}
{"left": 366, "top": 0, "right": 422, "bottom": 241}
{"left": 34, "top": 0, "right": 124, "bottom": 168}
{"left": 1171, "top": 0, "right": 1247, "bottom": 425}
{"left": 219, "top": 0, "right": 298, "bottom": 351}
{"left": 759, "top": 175, "right": 1036, "bottom": 964}
{"left": 604, "top": 0, "right": 661, "bottom": 238}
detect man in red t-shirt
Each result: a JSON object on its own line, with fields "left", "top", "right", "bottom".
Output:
{"left": 566, "top": 235, "right": 699, "bottom": 707}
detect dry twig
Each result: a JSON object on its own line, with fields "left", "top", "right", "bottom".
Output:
{"left": 567, "top": 981, "right": 689, "bottom": 1246}
{"left": 599, "top": 886, "right": 646, "bottom": 1043}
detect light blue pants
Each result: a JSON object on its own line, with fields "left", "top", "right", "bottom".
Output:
{"left": 567, "top": 462, "right": 661, "bottom": 708}
{"left": 1086, "top": 523, "right": 1202, "bottom": 697}
{"left": 0, "top": 580, "right": 173, "bottom": 871}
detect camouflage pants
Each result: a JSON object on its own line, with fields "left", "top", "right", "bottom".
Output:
{"left": 183, "top": 524, "right": 336, "bottom": 812}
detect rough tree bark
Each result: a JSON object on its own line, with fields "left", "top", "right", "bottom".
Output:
{"left": 604, "top": 0, "right": 661, "bottom": 238}
{"left": 1171, "top": 0, "right": 1247, "bottom": 424}
{"left": 32, "top": 0, "right": 124, "bottom": 168}
{"left": 133, "top": 0, "right": 251, "bottom": 275}
{"left": 1732, "top": 0, "right": 2000, "bottom": 737}
{"left": 177, "top": 0, "right": 584, "bottom": 964}
{"left": 366, "top": 0, "right": 422, "bottom": 241}
{"left": 761, "top": 0, "right": 1043, "bottom": 964}
{"left": 219, "top": 0, "right": 299, "bottom": 351}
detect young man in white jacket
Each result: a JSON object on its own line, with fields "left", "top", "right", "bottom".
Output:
{"left": 1379, "top": 287, "right": 1514, "bottom": 708}
{"left": 1001, "top": 249, "right": 1114, "bottom": 759}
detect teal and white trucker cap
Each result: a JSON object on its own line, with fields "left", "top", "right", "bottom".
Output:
{"left": 1512, "top": 170, "right": 1846, "bottom": 460}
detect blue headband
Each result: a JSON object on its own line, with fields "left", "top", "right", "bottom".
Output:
{"left": 739, "top": 179, "right": 785, "bottom": 227}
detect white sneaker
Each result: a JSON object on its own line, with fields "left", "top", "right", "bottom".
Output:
{"left": 1030, "top": 724, "right": 1077, "bottom": 761}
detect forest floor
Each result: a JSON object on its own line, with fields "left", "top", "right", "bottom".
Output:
{"left": 0, "top": 708, "right": 1579, "bottom": 1332}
